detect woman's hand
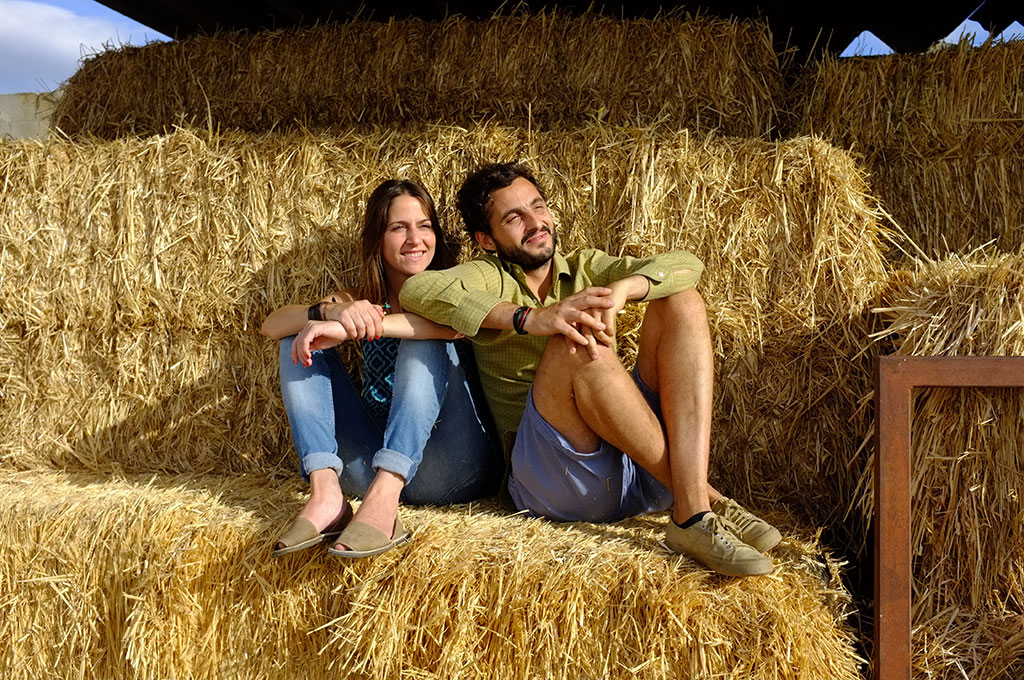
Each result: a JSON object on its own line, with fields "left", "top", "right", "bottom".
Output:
{"left": 320, "top": 299, "right": 386, "bottom": 341}
{"left": 291, "top": 320, "right": 350, "bottom": 367}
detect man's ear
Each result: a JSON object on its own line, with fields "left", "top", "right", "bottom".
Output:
{"left": 474, "top": 230, "right": 496, "bottom": 252}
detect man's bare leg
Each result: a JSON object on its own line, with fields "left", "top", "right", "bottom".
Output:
{"left": 633, "top": 289, "right": 716, "bottom": 523}
{"left": 637, "top": 288, "right": 780, "bottom": 553}
{"left": 530, "top": 290, "right": 774, "bottom": 575}
{"left": 531, "top": 335, "right": 670, "bottom": 483}
{"left": 533, "top": 289, "right": 716, "bottom": 523}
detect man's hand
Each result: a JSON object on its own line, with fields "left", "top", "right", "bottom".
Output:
{"left": 321, "top": 299, "right": 386, "bottom": 341}
{"left": 574, "top": 277, "right": 648, "bottom": 358}
{"left": 291, "top": 320, "right": 350, "bottom": 367}
{"left": 523, "top": 287, "right": 614, "bottom": 350}
{"left": 596, "top": 278, "right": 635, "bottom": 340}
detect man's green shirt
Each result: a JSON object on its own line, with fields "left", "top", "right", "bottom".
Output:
{"left": 400, "top": 248, "right": 704, "bottom": 454}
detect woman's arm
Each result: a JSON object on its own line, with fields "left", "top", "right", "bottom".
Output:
{"left": 381, "top": 313, "right": 462, "bottom": 340}
{"left": 290, "top": 313, "right": 460, "bottom": 367}
{"left": 260, "top": 289, "right": 361, "bottom": 340}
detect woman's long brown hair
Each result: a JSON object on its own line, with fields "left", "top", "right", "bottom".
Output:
{"left": 356, "top": 179, "right": 455, "bottom": 307}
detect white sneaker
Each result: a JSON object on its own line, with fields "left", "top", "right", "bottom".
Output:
{"left": 664, "top": 512, "right": 773, "bottom": 577}
{"left": 712, "top": 496, "right": 783, "bottom": 553}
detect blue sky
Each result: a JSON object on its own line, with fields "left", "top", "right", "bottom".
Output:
{"left": 0, "top": 0, "right": 169, "bottom": 93}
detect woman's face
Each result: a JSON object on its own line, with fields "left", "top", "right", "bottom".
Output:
{"left": 381, "top": 194, "right": 437, "bottom": 283}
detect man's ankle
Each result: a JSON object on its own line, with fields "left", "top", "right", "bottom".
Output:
{"left": 674, "top": 511, "right": 709, "bottom": 529}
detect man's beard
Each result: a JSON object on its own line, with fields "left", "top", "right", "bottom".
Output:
{"left": 494, "top": 227, "right": 557, "bottom": 271}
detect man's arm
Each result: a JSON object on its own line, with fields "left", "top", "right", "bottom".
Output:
{"left": 585, "top": 249, "right": 704, "bottom": 301}
{"left": 402, "top": 260, "right": 615, "bottom": 356}
{"left": 400, "top": 261, "right": 507, "bottom": 339}
{"left": 591, "top": 274, "right": 649, "bottom": 342}
{"left": 482, "top": 289, "right": 615, "bottom": 349}
{"left": 579, "top": 250, "right": 704, "bottom": 350}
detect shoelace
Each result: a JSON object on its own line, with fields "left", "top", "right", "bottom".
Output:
{"left": 717, "top": 500, "right": 753, "bottom": 534}
{"left": 704, "top": 513, "right": 741, "bottom": 549}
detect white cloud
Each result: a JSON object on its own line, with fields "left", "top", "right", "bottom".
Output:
{"left": 0, "top": 0, "right": 167, "bottom": 93}
{"left": 840, "top": 30, "right": 895, "bottom": 58}
{"left": 942, "top": 18, "right": 990, "bottom": 47}
{"left": 996, "top": 21, "right": 1024, "bottom": 42}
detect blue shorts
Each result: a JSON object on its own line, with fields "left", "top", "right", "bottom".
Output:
{"left": 507, "top": 368, "right": 673, "bottom": 523}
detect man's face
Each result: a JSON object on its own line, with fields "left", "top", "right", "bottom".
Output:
{"left": 475, "top": 176, "right": 557, "bottom": 271}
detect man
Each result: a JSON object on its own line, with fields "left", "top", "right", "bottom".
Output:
{"left": 401, "top": 162, "right": 781, "bottom": 576}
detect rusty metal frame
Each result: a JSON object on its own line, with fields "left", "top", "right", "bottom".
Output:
{"left": 873, "top": 355, "right": 1024, "bottom": 680}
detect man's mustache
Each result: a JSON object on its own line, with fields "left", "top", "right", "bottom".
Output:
{"left": 521, "top": 227, "right": 552, "bottom": 246}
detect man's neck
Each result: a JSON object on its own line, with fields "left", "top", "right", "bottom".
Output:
{"left": 523, "top": 259, "right": 554, "bottom": 302}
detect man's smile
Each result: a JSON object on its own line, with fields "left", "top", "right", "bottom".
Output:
{"left": 522, "top": 228, "right": 551, "bottom": 246}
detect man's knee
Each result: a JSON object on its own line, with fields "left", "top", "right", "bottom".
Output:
{"left": 534, "top": 336, "right": 625, "bottom": 408}
{"left": 648, "top": 288, "right": 708, "bottom": 325}
{"left": 538, "top": 334, "right": 621, "bottom": 376}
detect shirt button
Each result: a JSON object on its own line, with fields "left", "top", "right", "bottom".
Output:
{"left": 657, "top": 272, "right": 665, "bottom": 277}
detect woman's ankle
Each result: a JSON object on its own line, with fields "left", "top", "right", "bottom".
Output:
{"left": 308, "top": 468, "right": 344, "bottom": 500}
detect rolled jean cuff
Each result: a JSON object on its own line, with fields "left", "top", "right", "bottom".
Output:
{"left": 372, "top": 448, "right": 415, "bottom": 482}
{"left": 301, "top": 452, "right": 344, "bottom": 481}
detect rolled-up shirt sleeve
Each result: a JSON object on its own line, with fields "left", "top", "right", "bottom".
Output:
{"left": 400, "top": 261, "right": 505, "bottom": 337}
{"left": 584, "top": 249, "right": 704, "bottom": 300}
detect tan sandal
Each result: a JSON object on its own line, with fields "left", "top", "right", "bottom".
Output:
{"left": 327, "top": 515, "right": 410, "bottom": 558}
{"left": 272, "top": 501, "right": 353, "bottom": 557}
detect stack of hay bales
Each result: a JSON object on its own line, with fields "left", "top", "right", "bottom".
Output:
{"left": 0, "top": 13, "right": 892, "bottom": 679}
{"left": 867, "top": 255, "right": 1024, "bottom": 680}
{"left": 53, "top": 13, "right": 784, "bottom": 138}
{"left": 1, "top": 126, "right": 889, "bottom": 531}
{"left": 791, "top": 41, "right": 1024, "bottom": 257}
{"left": 792, "top": 37, "right": 1024, "bottom": 680}
{"left": 0, "top": 469, "right": 864, "bottom": 679}
{"left": 0, "top": 125, "right": 880, "bottom": 679}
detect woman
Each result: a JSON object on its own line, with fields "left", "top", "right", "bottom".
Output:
{"left": 261, "top": 179, "right": 497, "bottom": 558}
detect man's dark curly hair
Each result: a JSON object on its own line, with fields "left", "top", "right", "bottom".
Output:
{"left": 456, "top": 162, "right": 546, "bottom": 238}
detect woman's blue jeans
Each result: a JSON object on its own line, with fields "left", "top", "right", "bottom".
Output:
{"left": 278, "top": 338, "right": 498, "bottom": 505}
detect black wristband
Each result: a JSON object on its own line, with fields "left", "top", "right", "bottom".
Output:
{"left": 512, "top": 306, "right": 532, "bottom": 335}
{"left": 307, "top": 303, "right": 324, "bottom": 321}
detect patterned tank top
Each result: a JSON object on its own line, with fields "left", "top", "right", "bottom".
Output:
{"left": 357, "top": 338, "right": 478, "bottom": 426}
{"left": 359, "top": 337, "right": 400, "bottom": 425}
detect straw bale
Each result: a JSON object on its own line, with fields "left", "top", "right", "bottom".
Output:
{"left": 790, "top": 42, "right": 1024, "bottom": 258}
{"left": 791, "top": 42, "right": 1024, "bottom": 158}
{"left": 0, "top": 131, "right": 365, "bottom": 332}
{"left": 869, "top": 153, "right": 1024, "bottom": 257}
{"left": 0, "top": 327, "right": 288, "bottom": 474}
{"left": 914, "top": 608, "right": 1024, "bottom": 680}
{"left": 0, "top": 468, "right": 863, "bottom": 680}
{"left": 586, "top": 129, "right": 888, "bottom": 531}
{"left": 592, "top": 129, "right": 888, "bottom": 340}
{"left": 2, "top": 126, "right": 887, "bottom": 336}
{"left": 709, "top": 332, "right": 875, "bottom": 527}
{"left": 864, "top": 252, "right": 1024, "bottom": 679}
{"left": 52, "top": 14, "right": 784, "bottom": 139}
{"left": 1, "top": 125, "right": 890, "bottom": 537}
